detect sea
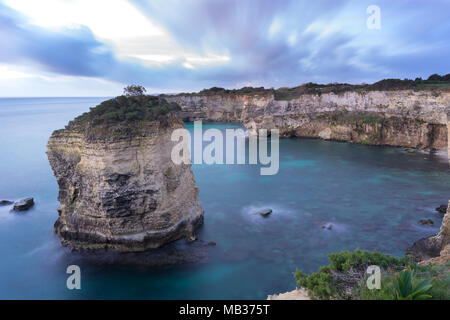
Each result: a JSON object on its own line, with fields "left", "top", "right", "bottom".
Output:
{"left": 0, "top": 97, "right": 448, "bottom": 299}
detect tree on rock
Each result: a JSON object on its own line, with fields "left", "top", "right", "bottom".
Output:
{"left": 124, "top": 85, "right": 147, "bottom": 96}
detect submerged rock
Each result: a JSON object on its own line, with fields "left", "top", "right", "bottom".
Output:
{"left": 321, "top": 223, "right": 333, "bottom": 230}
{"left": 13, "top": 198, "right": 34, "bottom": 211}
{"left": 253, "top": 208, "right": 272, "bottom": 217}
{"left": 46, "top": 95, "right": 203, "bottom": 252}
{"left": 418, "top": 219, "right": 434, "bottom": 226}
{"left": 0, "top": 200, "right": 13, "bottom": 206}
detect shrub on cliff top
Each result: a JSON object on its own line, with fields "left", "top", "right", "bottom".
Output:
{"left": 198, "top": 86, "right": 270, "bottom": 96}
{"left": 66, "top": 95, "right": 181, "bottom": 140}
{"left": 74, "top": 95, "right": 180, "bottom": 126}
{"left": 172, "top": 73, "right": 450, "bottom": 100}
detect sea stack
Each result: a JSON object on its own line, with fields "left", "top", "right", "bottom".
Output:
{"left": 46, "top": 95, "right": 203, "bottom": 252}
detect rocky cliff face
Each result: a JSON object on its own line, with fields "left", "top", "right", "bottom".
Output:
{"left": 47, "top": 97, "right": 203, "bottom": 252}
{"left": 407, "top": 201, "right": 450, "bottom": 264}
{"left": 166, "top": 90, "right": 450, "bottom": 151}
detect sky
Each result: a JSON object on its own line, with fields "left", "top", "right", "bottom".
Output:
{"left": 0, "top": 0, "right": 449, "bottom": 97}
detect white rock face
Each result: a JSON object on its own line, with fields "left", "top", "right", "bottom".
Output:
{"left": 267, "top": 288, "right": 310, "bottom": 300}
{"left": 167, "top": 90, "right": 450, "bottom": 151}
{"left": 47, "top": 114, "right": 204, "bottom": 252}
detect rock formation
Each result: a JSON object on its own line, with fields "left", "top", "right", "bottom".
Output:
{"left": 407, "top": 201, "right": 449, "bottom": 264}
{"left": 47, "top": 95, "right": 203, "bottom": 252}
{"left": 165, "top": 89, "right": 450, "bottom": 152}
{"left": 436, "top": 204, "right": 448, "bottom": 214}
{"left": 13, "top": 198, "right": 34, "bottom": 211}
{"left": 252, "top": 208, "right": 272, "bottom": 217}
{"left": 267, "top": 288, "right": 310, "bottom": 300}
{"left": 418, "top": 219, "right": 434, "bottom": 226}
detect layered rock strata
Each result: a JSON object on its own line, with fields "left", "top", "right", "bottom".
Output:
{"left": 47, "top": 97, "right": 203, "bottom": 252}
{"left": 166, "top": 90, "right": 450, "bottom": 152}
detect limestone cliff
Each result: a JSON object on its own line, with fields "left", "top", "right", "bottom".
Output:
{"left": 166, "top": 89, "right": 450, "bottom": 151}
{"left": 47, "top": 96, "right": 203, "bottom": 252}
{"left": 407, "top": 201, "right": 450, "bottom": 264}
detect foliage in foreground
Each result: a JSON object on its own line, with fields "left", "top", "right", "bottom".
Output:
{"left": 294, "top": 249, "right": 449, "bottom": 300}
{"left": 388, "top": 268, "right": 432, "bottom": 300}
{"left": 357, "top": 262, "right": 450, "bottom": 300}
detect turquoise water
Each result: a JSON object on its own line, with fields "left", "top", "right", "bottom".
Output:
{"left": 0, "top": 97, "right": 449, "bottom": 299}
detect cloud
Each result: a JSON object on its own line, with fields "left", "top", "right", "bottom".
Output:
{"left": 1, "top": 0, "right": 450, "bottom": 96}
{"left": 0, "top": 3, "right": 116, "bottom": 77}
{"left": 131, "top": 0, "right": 450, "bottom": 85}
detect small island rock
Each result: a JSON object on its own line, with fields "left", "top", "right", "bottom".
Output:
{"left": 253, "top": 208, "right": 272, "bottom": 217}
{"left": 418, "top": 219, "right": 434, "bottom": 226}
{"left": 0, "top": 200, "right": 13, "bottom": 206}
{"left": 13, "top": 198, "right": 34, "bottom": 211}
{"left": 46, "top": 95, "right": 203, "bottom": 252}
{"left": 321, "top": 223, "right": 333, "bottom": 230}
{"left": 436, "top": 205, "right": 447, "bottom": 214}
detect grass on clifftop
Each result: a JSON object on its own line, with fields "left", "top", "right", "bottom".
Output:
{"left": 294, "top": 248, "right": 449, "bottom": 300}
{"left": 64, "top": 95, "right": 181, "bottom": 140}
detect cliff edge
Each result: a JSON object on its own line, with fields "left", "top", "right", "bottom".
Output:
{"left": 165, "top": 88, "right": 450, "bottom": 152}
{"left": 47, "top": 95, "right": 204, "bottom": 252}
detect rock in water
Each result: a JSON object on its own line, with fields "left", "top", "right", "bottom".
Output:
{"left": 253, "top": 208, "right": 272, "bottom": 217}
{"left": 321, "top": 223, "right": 333, "bottom": 230}
{"left": 13, "top": 198, "right": 34, "bottom": 211}
{"left": 436, "top": 205, "right": 447, "bottom": 214}
{"left": 0, "top": 200, "right": 13, "bottom": 206}
{"left": 46, "top": 96, "right": 204, "bottom": 252}
{"left": 418, "top": 219, "right": 434, "bottom": 226}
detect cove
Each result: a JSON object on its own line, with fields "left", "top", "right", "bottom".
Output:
{"left": 0, "top": 98, "right": 448, "bottom": 299}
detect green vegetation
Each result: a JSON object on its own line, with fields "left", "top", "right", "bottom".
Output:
{"left": 388, "top": 268, "right": 433, "bottom": 300}
{"left": 294, "top": 249, "right": 412, "bottom": 300}
{"left": 171, "top": 73, "right": 450, "bottom": 101}
{"left": 197, "top": 86, "right": 269, "bottom": 96}
{"left": 294, "top": 248, "right": 450, "bottom": 300}
{"left": 72, "top": 95, "right": 180, "bottom": 127}
{"left": 64, "top": 88, "right": 181, "bottom": 141}
{"left": 357, "top": 263, "right": 449, "bottom": 300}
{"left": 360, "top": 140, "right": 370, "bottom": 145}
